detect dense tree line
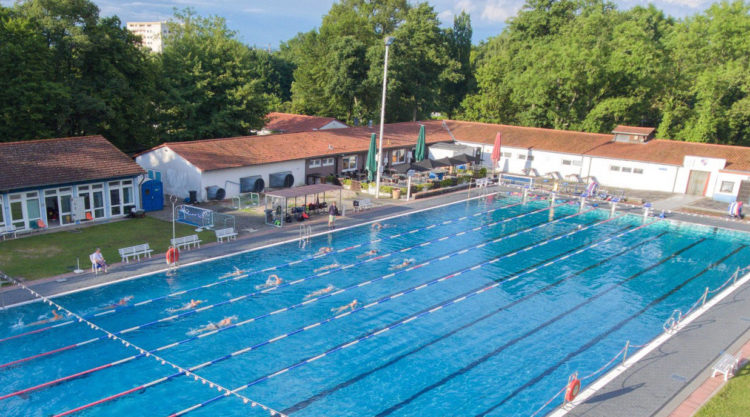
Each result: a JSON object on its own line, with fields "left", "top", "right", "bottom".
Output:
{"left": 462, "top": 0, "right": 750, "bottom": 146}
{"left": 1, "top": 0, "right": 749, "bottom": 151}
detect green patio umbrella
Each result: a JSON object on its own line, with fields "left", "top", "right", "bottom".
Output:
{"left": 414, "top": 124, "right": 426, "bottom": 162}
{"left": 366, "top": 133, "right": 377, "bottom": 181}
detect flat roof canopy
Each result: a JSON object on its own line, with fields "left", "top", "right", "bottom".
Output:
{"left": 264, "top": 183, "right": 342, "bottom": 199}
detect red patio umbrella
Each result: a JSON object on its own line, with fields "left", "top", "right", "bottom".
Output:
{"left": 490, "top": 132, "right": 502, "bottom": 170}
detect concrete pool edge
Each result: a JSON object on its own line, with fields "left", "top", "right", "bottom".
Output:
{"left": 548, "top": 268, "right": 750, "bottom": 417}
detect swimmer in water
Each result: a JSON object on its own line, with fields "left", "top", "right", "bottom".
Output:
{"left": 371, "top": 222, "right": 393, "bottom": 231}
{"left": 26, "top": 310, "right": 64, "bottom": 327}
{"left": 305, "top": 284, "right": 335, "bottom": 299}
{"left": 356, "top": 249, "right": 378, "bottom": 259}
{"left": 391, "top": 258, "right": 414, "bottom": 270}
{"left": 219, "top": 267, "right": 245, "bottom": 279}
{"left": 331, "top": 299, "right": 358, "bottom": 314}
{"left": 101, "top": 296, "right": 133, "bottom": 309}
{"left": 191, "top": 316, "right": 237, "bottom": 334}
{"left": 168, "top": 299, "right": 205, "bottom": 313}
{"left": 256, "top": 274, "right": 282, "bottom": 289}
{"left": 314, "top": 263, "right": 340, "bottom": 273}
{"left": 316, "top": 246, "right": 334, "bottom": 256}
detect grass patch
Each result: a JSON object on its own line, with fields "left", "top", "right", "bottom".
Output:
{"left": 694, "top": 361, "right": 750, "bottom": 417}
{"left": 0, "top": 217, "right": 215, "bottom": 280}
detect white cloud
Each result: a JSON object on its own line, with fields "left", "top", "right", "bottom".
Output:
{"left": 243, "top": 7, "right": 266, "bottom": 14}
{"left": 481, "top": 0, "right": 523, "bottom": 23}
{"left": 657, "top": 0, "right": 705, "bottom": 8}
{"left": 438, "top": 9, "right": 454, "bottom": 23}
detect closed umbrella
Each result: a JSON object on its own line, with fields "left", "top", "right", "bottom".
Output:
{"left": 366, "top": 133, "right": 377, "bottom": 181}
{"left": 490, "top": 132, "right": 502, "bottom": 170}
{"left": 414, "top": 125, "right": 426, "bottom": 162}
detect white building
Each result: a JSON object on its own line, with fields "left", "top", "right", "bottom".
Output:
{"left": 445, "top": 121, "right": 750, "bottom": 203}
{"left": 126, "top": 22, "right": 169, "bottom": 53}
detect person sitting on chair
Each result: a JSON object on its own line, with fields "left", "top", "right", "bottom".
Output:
{"left": 91, "top": 248, "right": 108, "bottom": 273}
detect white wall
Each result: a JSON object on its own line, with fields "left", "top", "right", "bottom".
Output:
{"left": 200, "top": 160, "right": 306, "bottom": 200}
{"left": 587, "top": 157, "right": 679, "bottom": 192}
{"left": 136, "top": 147, "right": 202, "bottom": 200}
{"left": 712, "top": 171, "right": 750, "bottom": 202}
{"left": 456, "top": 141, "right": 585, "bottom": 179}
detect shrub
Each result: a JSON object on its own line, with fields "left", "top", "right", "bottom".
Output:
{"left": 440, "top": 178, "right": 456, "bottom": 188}
{"left": 379, "top": 185, "right": 393, "bottom": 194}
{"left": 342, "top": 178, "right": 352, "bottom": 186}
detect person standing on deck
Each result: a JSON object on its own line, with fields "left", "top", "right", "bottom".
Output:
{"left": 328, "top": 201, "right": 337, "bottom": 229}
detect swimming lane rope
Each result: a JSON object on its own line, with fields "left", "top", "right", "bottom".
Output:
{"left": 1, "top": 205, "right": 586, "bottom": 400}
{"left": 50, "top": 214, "right": 626, "bottom": 416}
{"left": 0, "top": 202, "right": 568, "bottom": 371}
{"left": 0, "top": 197, "right": 524, "bottom": 345}
{"left": 0, "top": 275, "right": 287, "bottom": 417}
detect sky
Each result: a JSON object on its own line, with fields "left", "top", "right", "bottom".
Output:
{"left": 2, "top": 0, "right": 719, "bottom": 48}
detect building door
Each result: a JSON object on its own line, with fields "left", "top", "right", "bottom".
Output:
{"left": 737, "top": 180, "right": 750, "bottom": 204}
{"left": 686, "top": 170, "right": 710, "bottom": 196}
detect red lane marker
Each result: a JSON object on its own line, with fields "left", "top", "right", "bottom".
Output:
{"left": 52, "top": 384, "right": 147, "bottom": 417}
{"left": 0, "top": 363, "right": 114, "bottom": 400}
{"left": 0, "top": 326, "right": 53, "bottom": 344}
{"left": 0, "top": 344, "right": 77, "bottom": 369}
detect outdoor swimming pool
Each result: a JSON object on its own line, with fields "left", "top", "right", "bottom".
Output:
{"left": 1, "top": 194, "right": 749, "bottom": 417}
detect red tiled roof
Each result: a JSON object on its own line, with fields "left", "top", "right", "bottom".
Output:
{"left": 264, "top": 112, "right": 347, "bottom": 133}
{"left": 612, "top": 125, "right": 655, "bottom": 136}
{"left": 444, "top": 120, "right": 613, "bottom": 155}
{"left": 0, "top": 136, "right": 145, "bottom": 192}
{"left": 159, "top": 121, "right": 451, "bottom": 171}
{"left": 587, "top": 139, "right": 750, "bottom": 171}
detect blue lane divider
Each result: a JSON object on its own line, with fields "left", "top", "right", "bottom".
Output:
{"left": 1, "top": 197, "right": 524, "bottom": 344}
{"left": 0, "top": 201, "right": 566, "bottom": 371}
{"left": 167, "top": 216, "right": 644, "bottom": 417}
{"left": 4, "top": 202, "right": 580, "bottom": 394}
{"left": 54, "top": 212, "right": 619, "bottom": 416}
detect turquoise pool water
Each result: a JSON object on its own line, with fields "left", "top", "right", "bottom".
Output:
{"left": 1, "top": 195, "right": 749, "bottom": 417}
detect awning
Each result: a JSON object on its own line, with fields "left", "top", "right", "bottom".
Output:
{"left": 264, "top": 183, "right": 342, "bottom": 199}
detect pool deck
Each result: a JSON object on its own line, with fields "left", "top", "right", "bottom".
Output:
{"left": 2, "top": 185, "right": 750, "bottom": 417}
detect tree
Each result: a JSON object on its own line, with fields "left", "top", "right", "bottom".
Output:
{"left": 443, "top": 11, "right": 474, "bottom": 119}
{"left": 156, "top": 10, "right": 268, "bottom": 142}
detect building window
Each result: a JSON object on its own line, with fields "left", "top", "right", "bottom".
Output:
{"left": 518, "top": 154, "right": 526, "bottom": 160}
{"left": 502, "top": 152, "right": 512, "bottom": 158}
{"left": 0, "top": 196, "right": 4, "bottom": 227}
{"left": 720, "top": 181, "right": 735, "bottom": 193}
{"left": 9, "top": 192, "right": 41, "bottom": 229}
{"left": 391, "top": 149, "right": 406, "bottom": 164}
{"left": 77, "top": 184, "right": 105, "bottom": 220}
{"left": 308, "top": 159, "right": 321, "bottom": 168}
{"left": 633, "top": 168, "right": 643, "bottom": 174}
{"left": 342, "top": 155, "right": 357, "bottom": 171}
{"left": 622, "top": 167, "right": 632, "bottom": 173}
{"left": 572, "top": 160, "right": 582, "bottom": 166}
{"left": 44, "top": 187, "right": 74, "bottom": 226}
{"left": 323, "top": 157, "right": 335, "bottom": 166}
{"left": 109, "top": 180, "right": 135, "bottom": 216}
{"left": 610, "top": 165, "right": 620, "bottom": 171}
{"left": 527, "top": 155, "right": 534, "bottom": 161}
{"left": 562, "top": 160, "right": 572, "bottom": 166}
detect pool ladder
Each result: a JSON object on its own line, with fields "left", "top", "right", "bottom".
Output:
{"left": 663, "top": 309, "right": 682, "bottom": 334}
{"left": 299, "top": 225, "right": 312, "bottom": 249}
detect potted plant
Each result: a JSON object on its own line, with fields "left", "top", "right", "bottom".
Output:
{"left": 342, "top": 178, "right": 352, "bottom": 190}
{"left": 392, "top": 187, "right": 402, "bottom": 199}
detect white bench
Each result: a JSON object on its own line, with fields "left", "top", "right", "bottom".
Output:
{"left": 170, "top": 234, "right": 201, "bottom": 250}
{"left": 711, "top": 352, "right": 740, "bottom": 381}
{"left": 215, "top": 228, "right": 238, "bottom": 243}
{"left": 118, "top": 243, "right": 154, "bottom": 263}
{"left": 0, "top": 226, "right": 17, "bottom": 240}
{"left": 355, "top": 199, "right": 374, "bottom": 212}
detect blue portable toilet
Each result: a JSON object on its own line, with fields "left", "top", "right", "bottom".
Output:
{"left": 141, "top": 179, "right": 164, "bottom": 212}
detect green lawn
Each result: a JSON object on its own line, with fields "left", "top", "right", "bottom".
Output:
{"left": 695, "top": 361, "right": 750, "bottom": 417}
{"left": 0, "top": 217, "right": 215, "bottom": 280}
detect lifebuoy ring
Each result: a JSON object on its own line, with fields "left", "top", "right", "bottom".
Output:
{"left": 166, "top": 247, "right": 179, "bottom": 264}
{"left": 565, "top": 378, "right": 581, "bottom": 402}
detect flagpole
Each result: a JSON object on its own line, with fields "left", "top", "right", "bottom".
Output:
{"left": 375, "top": 36, "right": 395, "bottom": 199}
